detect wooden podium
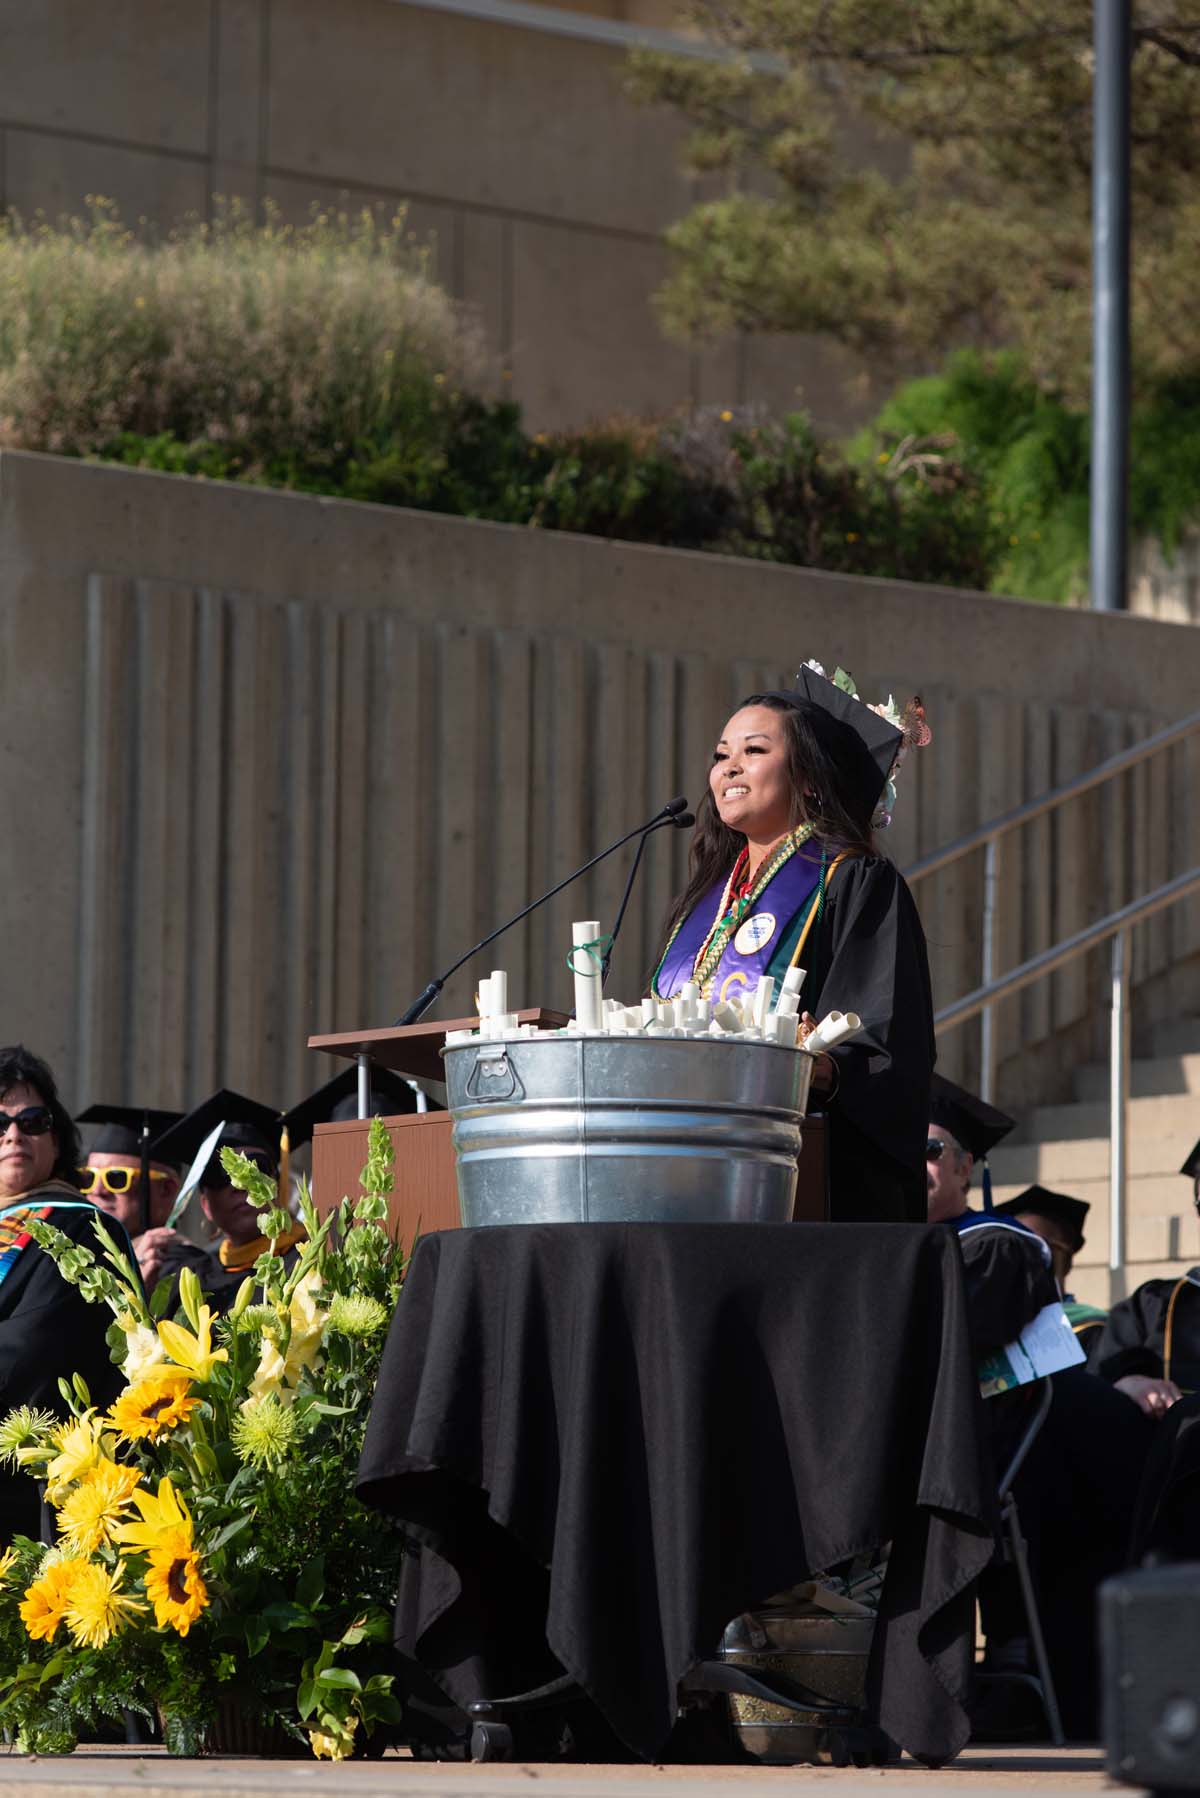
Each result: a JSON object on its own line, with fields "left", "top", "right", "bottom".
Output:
{"left": 307, "top": 1015, "right": 828, "bottom": 1240}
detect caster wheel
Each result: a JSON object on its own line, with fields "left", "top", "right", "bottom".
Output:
{"left": 823, "top": 1728, "right": 852, "bottom": 1768}
{"left": 470, "top": 1720, "right": 514, "bottom": 1762}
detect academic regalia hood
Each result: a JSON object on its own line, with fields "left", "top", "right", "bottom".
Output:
{"left": 994, "top": 1184, "right": 1089, "bottom": 1253}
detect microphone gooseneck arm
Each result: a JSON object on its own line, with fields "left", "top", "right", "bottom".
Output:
{"left": 602, "top": 810, "right": 694, "bottom": 985}
{"left": 395, "top": 798, "right": 690, "bottom": 1027}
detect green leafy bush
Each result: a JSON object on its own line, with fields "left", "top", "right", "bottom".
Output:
{"left": 857, "top": 349, "right": 1200, "bottom": 603}
{"left": 0, "top": 204, "right": 999, "bottom": 589}
{"left": 0, "top": 200, "right": 481, "bottom": 480}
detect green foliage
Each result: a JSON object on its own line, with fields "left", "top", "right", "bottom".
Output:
{"left": 0, "top": 199, "right": 481, "bottom": 473}
{"left": 854, "top": 350, "right": 1200, "bottom": 602}
{"left": 0, "top": 1129, "right": 410, "bottom": 1761}
{"left": 628, "top": 3, "right": 1200, "bottom": 398}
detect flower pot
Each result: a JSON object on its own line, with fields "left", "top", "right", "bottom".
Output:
{"left": 160, "top": 1698, "right": 308, "bottom": 1758}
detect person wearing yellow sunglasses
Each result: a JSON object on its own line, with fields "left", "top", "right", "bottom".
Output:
{"left": 76, "top": 1105, "right": 184, "bottom": 1255}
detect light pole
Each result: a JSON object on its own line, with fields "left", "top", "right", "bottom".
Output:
{"left": 1090, "top": 0, "right": 1131, "bottom": 612}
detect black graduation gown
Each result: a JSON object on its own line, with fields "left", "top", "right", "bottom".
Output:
{"left": 951, "top": 1216, "right": 1060, "bottom": 1358}
{"left": 800, "top": 856, "right": 935, "bottom": 1224}
{"left": 1089, "top": 1271, "right": 1200, "bottom": 1393}
{"left": 0, "top": 1197, "right": 129, "bottom": 1545}
{"left": 156, "top": 1232, "right": 305, "bottom": 1315}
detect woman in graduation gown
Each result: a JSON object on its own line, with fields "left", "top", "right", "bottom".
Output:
{"left": 653, "top": 663, "right": 934, "bottom": 1223}
{"left": 0, "top": 1045, "right": 130, "bottom": 1543}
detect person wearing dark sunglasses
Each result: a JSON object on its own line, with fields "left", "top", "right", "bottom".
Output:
{"left": 0, "top": 1045, "right": 131, "bottom": 1544}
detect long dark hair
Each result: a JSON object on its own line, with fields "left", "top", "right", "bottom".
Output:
{"left": 658, "top": 694, "right": 880, "bottom": 954}
{"left": 0, "top": 1044, "right": 83, "bottom": 1188}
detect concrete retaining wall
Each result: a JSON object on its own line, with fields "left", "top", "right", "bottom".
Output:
{"left": 1, "top": 448, "right": 1197, "bottom": 1119}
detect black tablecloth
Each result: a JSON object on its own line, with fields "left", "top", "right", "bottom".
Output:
{"left": 357, "top": 1222, "right": 995, "bottom": 1763}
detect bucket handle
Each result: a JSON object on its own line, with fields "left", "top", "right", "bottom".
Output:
{"left": 465, "top": 1044, "right": 525, "bottom": 1103}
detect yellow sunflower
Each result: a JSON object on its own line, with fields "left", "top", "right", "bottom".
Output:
{"left": 108, "top": 1372, "right": 198, "bottom": 1442}
{"left": 64, "top": 1559, "right": 144, "bottom": 1648}
{"left": 56, "top": 1460, "right": 143, "bottom": 1555}
{"left": 112, "top": 1475, "right": 193, "bottom": 1554}
{"left": 19, "top": 1561, "right": 81, "bottom": 1643}
{"left": 144, "top": 1527, "right": 208, "bottom": 1636}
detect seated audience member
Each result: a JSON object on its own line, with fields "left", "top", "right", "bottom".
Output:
{"left": 143, "top": 1091, "right": 292, "bottom": 1311}
{"left": 76, "top": 1103, "right": 184, "bottom": 1287}
{"left": 927, "top": 1076, "right": 1057, "bottom": 1353}
{"left": 928, "top": 1076, "right": 1152, "bottom": 1741}
{"left": 1089, "top": 1139, "right": 1200, "bottom": 1416}
{"left": 993, "top": 1186, "right": 1107, "bottom": 1351}
{"left": 0, "top": 1046, "right": 129, "bottom": 1542}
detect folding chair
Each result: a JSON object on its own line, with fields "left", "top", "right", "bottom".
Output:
{"left": 975, "top": 1374, "right": 1066, "bottom": 1747}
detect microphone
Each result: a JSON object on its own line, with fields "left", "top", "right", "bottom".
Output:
{"left": 395, "top": 798, "right": 691, "bottom": 1026}
{"left": 602, "top": 810, "right": 694, "bottom": 984}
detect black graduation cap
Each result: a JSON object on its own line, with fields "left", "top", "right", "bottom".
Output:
{"left": 928, "top": 1074, "right": 1015, "bottom": 1213}
{"left": 77, "top": 1104, "right": 185, "bottom": 1164}
{"left": 281, "top": 1065, "right": 439, "bottom": 1149}
{"left": 928, "top": 1074, "right": 1015, "bottom": 1160}
{"left": 1180, "top": 1141, "right": 1200, "bottom": 1183}
{"left": 994, "top": 1185, "right": 1089, "bottom": 1252}
{"left": 792, "top": 663, "right": 904, "bottom": 822}
{"left": 152, "top": 1089, "right": 281, "bottom": 1186}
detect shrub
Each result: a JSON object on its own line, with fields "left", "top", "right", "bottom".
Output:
{"left": 0, "top": 200, "right": 483, "bottom": 481}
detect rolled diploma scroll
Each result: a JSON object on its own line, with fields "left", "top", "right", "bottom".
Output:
{"left": 489, "top": 970, "right": 508, "bottom": 1016}
{"left": 572, "top": 920, "right": 604, "bottom": 1032}
{"left": 804, "top": 1011, "right": 863, "bottom": 1053}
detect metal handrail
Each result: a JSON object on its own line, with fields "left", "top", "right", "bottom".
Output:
{"left": 905, "top": 708, "right": 1200, "bottom": 884}
{"left": 933, "top": 866, "right": 1200, "bottom": 1030}
{"left": 905, "top": 706, "right": 1200, "bottom": 1105}
{"left": 935, "top": 865, "right": 1200, "bottom": 1292}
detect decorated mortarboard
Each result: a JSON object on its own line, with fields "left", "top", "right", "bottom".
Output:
{"left": 281, "top": 1065, "right": 441, "bottom": 1149}
{"left": 1181, "top": 1140, "right": 1200, "bottom": 1183}
{"left": 929, "top": 1074, "right": 1015, "bottom": 1212}
{"left": 994, "top": 1185, "right": 1089, "bottom": 1253}
{"left": 77, "top": 1104, "right": 185, "bottom": 1165}
{"left": 749, "top": 661, "right": 928, "bottom": 829}
{"left": 152, "top": 1089, "right": 281, "bottom": 1183}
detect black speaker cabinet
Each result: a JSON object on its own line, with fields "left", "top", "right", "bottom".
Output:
{"left": 1101, "top": 1565, "right": 1200, "bottom": 1791}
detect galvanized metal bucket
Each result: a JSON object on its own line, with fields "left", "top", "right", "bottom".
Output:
{"left": 442, "top": 1034, "right": 812, "bottom": 1227}
{"left": 719, "top": 1592, "right": 875, "bottom": 1764}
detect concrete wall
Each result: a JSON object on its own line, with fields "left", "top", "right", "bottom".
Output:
{"left": 0, "top": 0, "right": 885, "bottom": 435}
{"left": 2, "top": 448, "right": 1198, "bottom": 1123}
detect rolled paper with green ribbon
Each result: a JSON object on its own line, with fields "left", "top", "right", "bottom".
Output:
{"left": 570, "top": 920, "right": 604, "bottom": 1032}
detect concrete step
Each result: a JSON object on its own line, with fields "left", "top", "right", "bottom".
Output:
{"left": 1074, "top": 1050, "right": 1200, "bottom": 1102}
{"left": 1004, "top": 1087, "right": 1196, "bottom": 1148}
{"left": 1150, "top": 1015, "right": 1200, "bottom": 1058}
{"left": 988, "top": 1127, "right": 1197, "bottom": 1184}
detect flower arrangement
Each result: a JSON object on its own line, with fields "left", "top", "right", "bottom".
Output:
{"left": 0, "top": 1120, "right": 407, "bottom": 1759}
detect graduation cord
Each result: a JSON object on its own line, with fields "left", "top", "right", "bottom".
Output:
{"left": 1163, "top": 1273, "right": 1194, "bottom": 1387}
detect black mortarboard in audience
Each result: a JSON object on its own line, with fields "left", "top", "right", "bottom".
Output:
{"left": 77, "top": 1104, "right": 185, "bottom": 1166}
{"left": 929, "top": 1074, "right": 1015, "bottom": 1212}
{"left": 994, "top": 1185, "right": 1089, "bottom": 1253}
{"left": 281, "top": 1065, "right": 439, "bottom": 1149}
{"left": 1181, "top": 1140, "right": 1200, "bottom": 1186}
{"left": 152, "top": 1090, "right": 280, "bottom": 1188}
{"left": 929, "top": 1074, "right": 1015, "bottom": 1159}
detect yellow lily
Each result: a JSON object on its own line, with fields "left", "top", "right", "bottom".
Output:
{"left": 157, "top": 1304, "right": 228, "bottom": 1383}
{"left": 248, "top": 1270, "right": 327, "bottom": 1404}
{"left": 112, "top": 1475, "right": 193, "bottom": 1554}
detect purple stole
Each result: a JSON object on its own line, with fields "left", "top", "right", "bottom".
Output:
{"left": 654, "top": 838, "right": 825, "bottom": 1001}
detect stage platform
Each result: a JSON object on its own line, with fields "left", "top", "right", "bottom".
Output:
{"left": 0, "top": 1746, "right": 1124, "bottom": 1797}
